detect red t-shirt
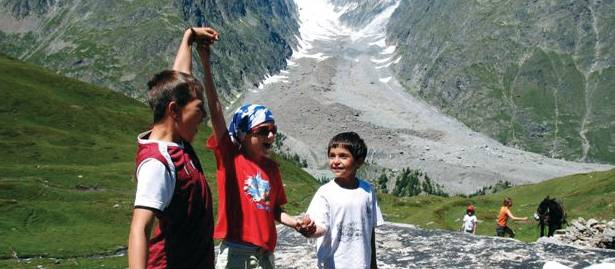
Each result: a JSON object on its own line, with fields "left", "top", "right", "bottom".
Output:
{"left": 208, "top": 134, "right": 288, "bottom": 251}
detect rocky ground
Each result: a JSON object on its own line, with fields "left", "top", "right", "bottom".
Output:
{"left": 274, "top": 223, "right": 615, "bottom": 268}
{"left": 539, "top": 218, "right": 615, "bottom": 250}
{"left": 241, "top": 0, "right": 612, "bottom": 194}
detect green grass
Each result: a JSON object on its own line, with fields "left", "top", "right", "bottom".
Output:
{"left": 379, "top": 168, "right": 615, "bottom": 242}
{"left": 0, "top": 54, "right": 317, "bottom": 266}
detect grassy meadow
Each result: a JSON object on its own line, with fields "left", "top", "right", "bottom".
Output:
{"left": 379, "top": 168, "right": 615, "bottom": 242}
{"left": 0, "top": 54, "right": 317, "bottom": 268}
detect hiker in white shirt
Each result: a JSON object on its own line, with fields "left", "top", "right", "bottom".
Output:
{"left": 297, "top": 132, "right": 384, "bottom": 269}
{"left": 461, "top": 204, "right": 478, "bottom": 234}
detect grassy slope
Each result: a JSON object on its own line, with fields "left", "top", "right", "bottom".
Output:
{"left": 379, "top": 168, "right": 615, "bottom": 242}
{"left": 0, "top": 54, "right": 317, "bottom": 268}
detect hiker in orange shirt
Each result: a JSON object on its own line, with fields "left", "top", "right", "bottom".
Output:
{"left": 496, "top": 197, "right": 527, "bottom": 238}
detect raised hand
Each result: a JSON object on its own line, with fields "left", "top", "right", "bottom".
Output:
{"left": 189, "top": 27, "right": 219, "bottom": 45}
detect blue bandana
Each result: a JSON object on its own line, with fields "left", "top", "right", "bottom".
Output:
{"left": 228, "top": 104, "right": 274, "bottom": 144}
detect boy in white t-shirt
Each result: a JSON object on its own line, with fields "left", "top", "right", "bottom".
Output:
{"left": 461, "top": 205, "right": 478, "bottom": 234}
{"left": 299, "top": 132, "right": 384, "bottom": 269}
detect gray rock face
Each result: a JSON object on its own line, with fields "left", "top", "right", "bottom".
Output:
{"left": 0, "top": 0, "right": 299, "bottom": 101}
{"left": 548, "top": 218, "right": 615, "bottom": 250}
{"left": 275, "top": 223, "right": 615, "bottom": 268}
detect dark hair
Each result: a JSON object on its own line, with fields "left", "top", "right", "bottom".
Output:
{"left": 147, "top": 70, "right": 204, "bottom": 123}
{"left": 327, "top": 132, "right": 368, "bottom": 165}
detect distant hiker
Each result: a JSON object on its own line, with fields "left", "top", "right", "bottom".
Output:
{"left": 496, "top": 197, "right": 528, "bottom": 238}
{"left": 461, "top": 204, "right": 478, "bottom": 234}
{"left": 173, "top": 27, "right": 305, "bottom": 268}
{"left": 128, "top": 27, "right": 219, "bottom": 269}
{"left": 300, "top": 132, "right": 384, "bottom": 269}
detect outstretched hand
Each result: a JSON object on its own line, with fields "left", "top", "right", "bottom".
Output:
{"left": 295, "top": 214, "right": 316, "bottom": 237}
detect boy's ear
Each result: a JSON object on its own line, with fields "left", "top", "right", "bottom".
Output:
{"left": 168, "top": 101, "right": 180, "bottom": 120}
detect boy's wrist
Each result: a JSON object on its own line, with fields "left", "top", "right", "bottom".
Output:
{"left": 183, "top": 28, "right": 194, "bottom": 45}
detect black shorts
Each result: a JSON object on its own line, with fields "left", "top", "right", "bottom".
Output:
{"left": 496, "top": 226, "right": 515, "bottom": 237}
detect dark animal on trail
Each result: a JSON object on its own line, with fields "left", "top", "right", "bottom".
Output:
{"left": 535, "top": 196, "right": 567, "bottom": 237}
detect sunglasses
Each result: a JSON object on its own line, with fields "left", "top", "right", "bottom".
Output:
{"left": 249, "top": 125, "right": 277, "bottom": 137}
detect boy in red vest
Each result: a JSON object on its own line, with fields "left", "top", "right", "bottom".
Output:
{"left": 128, "top": 27, "right": 219, "bottom": 269}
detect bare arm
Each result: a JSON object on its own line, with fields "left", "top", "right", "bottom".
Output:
{"left": 196, "top": 41, "right": 228, "bottom": 142}
{"left": 171, "top": 27, "right": 226, "bottom": 141}
{"left": 172, "top": 29, "right": 194, "bottom": 74}
{"left": 128, "top": 208, "right": 156, "bottom": 269}
{"left": 507, "top": 209, "right": 528, "bottom": 221}
{"left": 308, "top": 225, "right": 327, "bottom": 238}
{"left": 274, "top": 206, "right": 299, "bottom": 228}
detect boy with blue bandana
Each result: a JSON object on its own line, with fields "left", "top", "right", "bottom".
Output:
{"left": 174, "top": 27, "right": 303, "bottom": 269}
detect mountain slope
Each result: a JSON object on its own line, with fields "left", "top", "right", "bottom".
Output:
{"left": 386, "top": 0, "right": 615, "bottom": 163}
{"left": 0, "top": 0, "right": 299, "bottom": 101}
{"left": 0, "top": 54, "right": 318, "bottom": 265}
{"left": 243, "top": 0, "right": 611, "bottom": 194}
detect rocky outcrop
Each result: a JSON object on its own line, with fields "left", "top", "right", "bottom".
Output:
{"left": 539, "top": 218, "right": 615, "bottom": 250}
{"left": 276, "top": 223, "right": 615, "bottom": 268}
{"left": 0, "top": 0, "right": 299, "bottom": 101}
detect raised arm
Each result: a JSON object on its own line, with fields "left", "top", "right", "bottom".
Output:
{"left": 195, "top": 38, "right": 228, "bottom": 142}
{"left": 172, "top": 29, "right": 194, "bottom": 74}
{"left": 172, "top": 27, "right": 227, "bottom": 142}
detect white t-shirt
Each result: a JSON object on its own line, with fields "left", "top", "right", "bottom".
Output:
{"left": 307, "top": 178, "right": 384, "bottom": 269}
{"left": 133, "top": 137, "right": 179, "bottom": 211}
{"left": 463, "top": 214, "right": 477, "bottom": 232}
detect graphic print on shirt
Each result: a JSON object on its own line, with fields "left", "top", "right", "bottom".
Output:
{"left": 243, "top": 172, "right": 272, "bottom": 211}
{"left": 336, "top": 220, "right": 364, "bottom": 243}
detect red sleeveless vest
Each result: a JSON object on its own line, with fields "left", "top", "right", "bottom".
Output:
{"left": 135, "top": 134, "right": 214, "bottom": 269}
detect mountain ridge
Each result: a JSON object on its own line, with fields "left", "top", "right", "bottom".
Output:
{"left": 0, "top": 0, "right": 299, "bottom": 102}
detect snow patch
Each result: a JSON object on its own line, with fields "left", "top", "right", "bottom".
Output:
{"left": 293, "top": 0, "right": 353, "bottom": 60}
{"left": 369, "top": 37, "right": 387, "bottom": 48}
{"left": 381, "top": 45, "right": 396, "bottom": 55}
{"left": 379, "top": 76, "right": 392, "bottom": 83}
{"left": 258, "top": 74, "right": 289, "bottom": 90}
{"left": 370, "top": 55, "right": 394, "bottom": 64}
